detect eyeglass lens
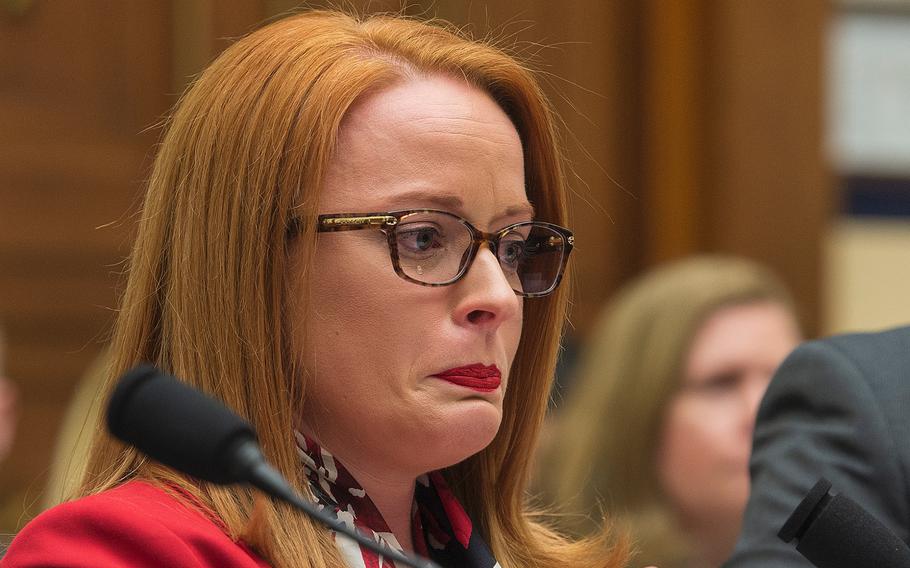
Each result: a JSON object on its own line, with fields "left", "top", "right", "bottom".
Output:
{"left": 393, "top": 211, "right": 566, "bottom": 294}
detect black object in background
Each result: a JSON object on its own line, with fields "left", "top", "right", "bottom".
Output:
{"left": 107, "top": 364, "right": 441, "bottom": 568}
{"left": 779, "top": 477, "right": 910, "bottom": 567}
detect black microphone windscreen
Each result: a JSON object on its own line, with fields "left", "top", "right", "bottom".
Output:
{"left": 781, "top": 478, "right": 910, "bottom": 567}
{"left": 107, "top": 364, "right": 256, "bottom": 484}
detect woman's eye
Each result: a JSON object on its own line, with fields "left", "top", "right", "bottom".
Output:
{"left": 700, "top": 372, "right": 740, "bottom": 393}
{"left": 501, "top": 240, "right": 526, "bottom": 266}
{"left": 398, "top": 226, "right": 443, "bottom": 254}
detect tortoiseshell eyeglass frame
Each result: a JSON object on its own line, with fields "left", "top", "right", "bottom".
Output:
{"left": 306, "top": 209, "right": 574, "bottom": 298}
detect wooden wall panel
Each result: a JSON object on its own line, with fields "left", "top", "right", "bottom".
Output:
{"left": 172, "top": 0, "right": 267, "bottom": 92}
{"left": 641, "top": 0, "right": 708, "bottom": 263}
{"left": 0, "top": 1, "right": 171, "bottom": 530}
{"left": 705, "top": 1, "right": 829, "bottom": 333}
{"left": 634, "top": 0, "right": 829, "bottom": 334}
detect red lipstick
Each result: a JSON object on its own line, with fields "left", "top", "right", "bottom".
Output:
{"left": 431, "top": 363, "right": 501, "bottom": 392}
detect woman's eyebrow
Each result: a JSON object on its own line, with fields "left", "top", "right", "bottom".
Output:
{"left": 384, "top": 191, "right": 535, "bottom": 220}
{"left": 386, "top": 191, "right": 464, "bottom": 211}
{"left": 502, "top": 201, "right": 535, "bottom": 219}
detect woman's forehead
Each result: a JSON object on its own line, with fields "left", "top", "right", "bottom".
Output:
{"left": 335, "top": 75, "right": 520, "bottom": 158}
{"left": 318, "top": 74, "right": 529, "bottom": 224}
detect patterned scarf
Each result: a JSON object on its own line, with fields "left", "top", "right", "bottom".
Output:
{"left": 296, "top": 432, "right": 500, "bottom": 568}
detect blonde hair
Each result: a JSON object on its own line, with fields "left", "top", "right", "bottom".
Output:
{"left": 538, "top": 255, "right": 797, "bottom": 567}
{"left": 79, "top": 10, "right": 626, "bottom": 568}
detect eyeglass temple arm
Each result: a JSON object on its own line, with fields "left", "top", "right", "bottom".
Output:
{"left": 316, "top": 215, "right": 398, "bottom": 233}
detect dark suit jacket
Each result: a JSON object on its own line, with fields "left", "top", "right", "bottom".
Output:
{"left": 725, "top": 325, "right": 910, "bottom": 566}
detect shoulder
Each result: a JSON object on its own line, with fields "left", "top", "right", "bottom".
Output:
{"left": 3, "top": 480, "right": 268, "bottom": 568}
{"left": 763, "top": 324, "right": 910, "bottom": 416}
{"left": 727, "top": 326, "right": 910, "bottom": 565}
{"left": 798, "top": 324, "right": 910, "bottom": 370}
{"left": 757, "top": 325, "right": 910, "bottom": 462}
{"left": 821, "top": 325, "right": 910, "bottom": 378}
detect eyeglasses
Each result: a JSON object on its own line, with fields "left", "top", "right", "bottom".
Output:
{"left": 315, "top": 209, "right": 574, "bottom": 298}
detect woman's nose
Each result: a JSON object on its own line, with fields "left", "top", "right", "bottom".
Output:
{"left": 452, "top": 247, "right": 522, "bottom": 328}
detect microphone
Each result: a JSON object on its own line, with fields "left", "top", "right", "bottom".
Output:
{"left": 107, "top": 364, "right": 441, "bottom": 568}
{"left": 778, "top": 477, "right": 910, "bottom": 567}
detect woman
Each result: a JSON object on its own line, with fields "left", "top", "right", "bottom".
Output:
{"left": 537, "top": 256, "right": 802, "bottom": 568}
{"left": 4, "top": 10, "right": 627, "bottom": 568}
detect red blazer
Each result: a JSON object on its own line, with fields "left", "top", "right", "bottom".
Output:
{"left": 2, "top": 480, "right": 269, "bottom": 567}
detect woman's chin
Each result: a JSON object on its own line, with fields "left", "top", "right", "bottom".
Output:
{"left": 422, "top": 403, "right": 502, "bottom": 468}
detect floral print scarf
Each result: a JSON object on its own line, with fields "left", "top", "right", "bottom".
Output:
{"left": 296, "top": 432, "right": 500, "bottom": 568}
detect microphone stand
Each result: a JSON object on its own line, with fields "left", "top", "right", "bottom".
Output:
{"left": 232, "top": 440, "right": 443, "bottom": 568}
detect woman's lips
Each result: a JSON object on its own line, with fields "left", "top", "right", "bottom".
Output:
{"left": 431, "top": 363, "right": 501, "bottom": 392}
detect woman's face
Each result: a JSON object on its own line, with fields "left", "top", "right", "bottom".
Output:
{"left": 294, "top": 74, "right": 527, "bottom": 477}
{"left": 656, "top": 301, "right": 801, "bottom": 538}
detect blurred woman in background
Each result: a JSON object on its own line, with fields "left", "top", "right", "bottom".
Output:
{"left": 537, "top": 255, "right": 802, "bottom": 568}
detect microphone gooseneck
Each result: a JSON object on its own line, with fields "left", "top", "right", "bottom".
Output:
{"left": 107, "top": 364, "right": 441, "bottom": 568}
{"left": 779, "top": 477, "right": 910, "bottom": 567}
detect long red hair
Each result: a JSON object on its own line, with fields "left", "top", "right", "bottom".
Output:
{"left": 81, "top": 10, "right": 627, "bottom": 568}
